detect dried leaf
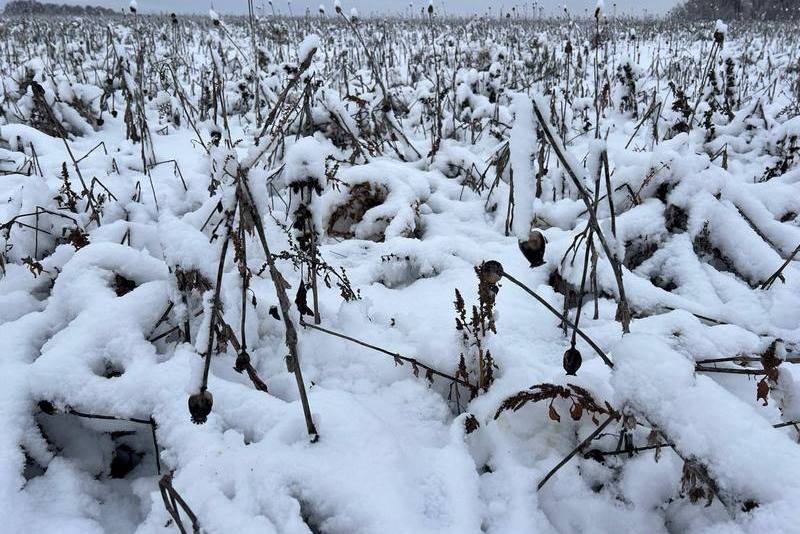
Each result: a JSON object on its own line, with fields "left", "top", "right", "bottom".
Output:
{"left": 268, "top": 306, "right": 280, "bottom": 320}
{"left": 425, "top": 369, "right": 434, "bottom": 384}
{"left": 757, "top": 378, "right": 769, "bottom": 406}
{"left": 464, "top": 414, "right": 480, "bottom": 434}
{"left": 294, "top": 281, "right": 315, "bottom": 317}
{"left": 548, "top": 404, "right": 561, "bottom": 423}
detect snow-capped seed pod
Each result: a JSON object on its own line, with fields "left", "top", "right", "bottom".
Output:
{"left": 209, "top": 129, "right": 222, "bottom": 147}
{"left": 350, "top": 7, "right": 358, "bottom": 21}
{"left": 128, "top": 0, "right": 137, "bottom": 13}
{"left": 713, "top": 19, "right": 727, "bottom": 45}
{"left": 563, "top": 347, "right": 582, "bottom": 376}
{"left": 298, "top": 33, "right": 320, "bottom": 65}
{"left": 209, "top": 8, "right": 220, "bottom": 26}
{"left": 170, "top": 12, "right": 177, "bottom": 24}
{"left": 319, "top": 4, "right": 325, "bottom": 15}
{"left": 334, "top": 0, "right": 342, "bottom": 14}
{"left": 427, "top": 0, "right": 433, "bottom": 15}
{"left": 518, "top": 230, "right": 546, "bottom": 268}
{"left": 480, "top": 260, "right": 504, "bottom": 285}
{"left": 595, "top": 0, "right": 604, "bottom": 19}
{"left": 188, "top": 390, "right": 213, "bottom": 424}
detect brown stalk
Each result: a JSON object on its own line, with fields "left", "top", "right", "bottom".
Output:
{"left": 238, "top": 173, "right": 318, "bottom": 441}
{"left": 530, "top": 99, "right": 631, "bottom": 332}
{"left": 501, "top": 270, "right": 613, "bottom": 368}
{"left": 300, "top": 319, "right": 477, "bottom": 393}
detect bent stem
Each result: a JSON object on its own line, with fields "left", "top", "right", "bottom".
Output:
{"left": 502, "top": 271, "right": 614, "bottom": 368}
{"left": 238, "top": 171, "right": 318, "bottom": 441}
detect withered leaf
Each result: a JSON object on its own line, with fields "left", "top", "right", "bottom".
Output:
{"left": 757, "top": 378, "right": 769, "bottom": 406}
{"left": 548, "top": 404, "right": 561, "bottom": 423}
{"left": 294, "top": 281, "right": 315, "bottom": 317}
{"left": 425, "top": 369, "right": 434, "bottom": 384}
{"left": 113, "top": 274, "right": 137, "bottom": 297}
{"left": 583, "top": 449, "right": 605, "bottom": 463}
{"left": 268, "top": 306, "right": 280, "bottom": 320}
{"left": 464, "top": 414, "right": 480, "bottom": 434}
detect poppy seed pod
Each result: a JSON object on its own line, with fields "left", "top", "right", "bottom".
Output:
{"left": 188, "top": 390, "right": 213, "bottom": 424}
{"left": 481, "top": 260, "right": 504, "bottom": 285}
{"left": 235, "top": 350, "right": 250, "bottom": 374}
{"left": 563, "top": 347, "right": 582, "bottom": 376}
{"left": 519, "top": 230, "right": 546, "bottom": 268}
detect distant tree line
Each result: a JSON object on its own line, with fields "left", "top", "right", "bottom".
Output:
{"left": 2, "top": 0, "right": 116, "bottom": 16}
{"left": 672, "top": 0, "right": 800, "bottom": 20}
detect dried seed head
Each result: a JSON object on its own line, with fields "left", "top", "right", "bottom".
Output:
{"left": 519, "top": 230, "right": 546, "bottom": 268}
{"left": 713, "top": 20, "right": 727, "bottom": 45}
{"left": 480, "top": 260, "right": 504, "bottom": 285}
{"left": 563, "top": 347, "right": 582, "bottom": 376}
{"left": 235, "top": 350, "right": 250, "bottom": 373}
{"left": 210, "top": 129, "right": 222, "bottom": 146}
{"left": 188, "top": 390, "right": 213, "bottom": 424}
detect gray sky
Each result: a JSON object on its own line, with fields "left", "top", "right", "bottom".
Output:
{"left": 1, "top": 0, "right": 682, "bottom": 16}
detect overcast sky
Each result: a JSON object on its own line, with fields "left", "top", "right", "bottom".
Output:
{"left": 1, "top": 0, "right": 683, "bottom": 16}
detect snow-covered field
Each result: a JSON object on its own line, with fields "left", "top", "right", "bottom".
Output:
{"left": 2, "top": 7, "right": 800, "bottom": 534}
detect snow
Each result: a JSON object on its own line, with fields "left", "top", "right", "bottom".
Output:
{"left": 509, "top": 94, "right": 537, "bottom": 238}
{"left": 298, "top": 34, "right": 321, "bottom": 64}
{"left": 1, "top": 10, "right": 800, "bottom": 534}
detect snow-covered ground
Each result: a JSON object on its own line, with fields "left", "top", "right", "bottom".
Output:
{"left": 1, "top": 9, "right": 800, "bottom": 534}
